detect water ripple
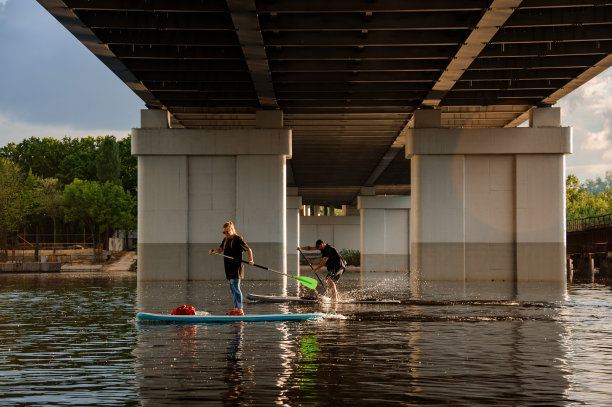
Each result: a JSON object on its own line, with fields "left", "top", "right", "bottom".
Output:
{"left": 0, "top": 273, "right": 610, "bottom": 406}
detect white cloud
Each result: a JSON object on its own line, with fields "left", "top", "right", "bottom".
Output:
{"left": 0, "top": 113, "right": 132, "bottom": 147}
{"left": 560, "top": 68, "right": 612, "bottom": 181}
{"left": 581, "top": 122, "right": 611, "bottom": 151}
{"left": 579, "top": 74, "right": 612, "bottom": 113}
{"left": 567, "top": 163, "right": 612, "bottom": 177}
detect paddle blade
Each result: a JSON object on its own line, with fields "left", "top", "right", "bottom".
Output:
{"left": 292, "top": 276, "right": 318, "bottom": 290}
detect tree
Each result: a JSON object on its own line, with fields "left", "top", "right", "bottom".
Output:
{"left": 566, "top": 174, "right": 612, "bottom": 220}
{"left": 35, "top": 178, "right": 64, "bottom": 252}
{"left": 583, "top": 171, "right": 612, "bottom": 195}
{"left": 0, "top": 159, "right": 37, "bottom": 258}
{"left": 96, "top": 136, "right": 121, "bottom": 184}
{"left": 63, "top": 179, "right": 136, "bottom": 261}
{"left": 117, "top": 135, "right": 137, "bottom": 197}
{"left": 0, "top": 137, "right": 66, "bottom": 179}
{"left": 57, "top": 137, "right": 97, "bottom": 185}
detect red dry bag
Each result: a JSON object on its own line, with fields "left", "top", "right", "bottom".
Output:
{"left": 170, "top": 305, "right": 196, "bottom": 315}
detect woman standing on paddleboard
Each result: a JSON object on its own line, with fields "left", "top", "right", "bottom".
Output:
{"left": 209, "top": 221, "right": 254, "bottom": 316}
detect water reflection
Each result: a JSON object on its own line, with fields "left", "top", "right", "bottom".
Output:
{"left": 133, "top": 275, "right": 576, "bottom": 405}
{"left": 294, "top": 333, "right": 321, "bottom": 405}
{"left": 1, "top": 272, "right": 610, "bottom": 405}
{"left": 224, "top": 323, "right": 245, "bottom": 405}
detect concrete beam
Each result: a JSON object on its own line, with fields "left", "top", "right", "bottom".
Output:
{"left": 422, "top": 0, "right": 522, "bottom": 106}
{"left": 227, "top": 0, "right": 277, "bottom": 108}
{"left": 132, "top": 128, "right": 292, "bottom": 157}
{"left": 405, "top": 127, "right": 572, "bottom": 156}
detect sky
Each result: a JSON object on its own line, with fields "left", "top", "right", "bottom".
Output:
{"left": 0, "top": 0, "right": 611, "bottom": 182}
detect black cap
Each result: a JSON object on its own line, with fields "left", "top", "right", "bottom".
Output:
{"left": 315, "top": 239, "right": 323, "bottom": 246}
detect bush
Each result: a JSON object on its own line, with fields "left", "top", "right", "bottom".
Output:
{"left": 340, "top": 249, "right": 360, "bottom": 266}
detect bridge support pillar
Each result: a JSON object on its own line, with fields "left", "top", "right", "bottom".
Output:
{"left": 357, "top": 192, "right": 410, "bottom": 271}
{"left": 572, "top": 254, "right": 595, "bottom": 283}
{"left": 600, "top": 252, "right": 612, "bottom": 279}
{"left": 406, "top": 108, "right": 571, "bottom": 282}
{"left": 286, "top": 187, "right": 301, "bottom": 273}
{"left": 132, "top": 109, "right": 291, "bottom": 281}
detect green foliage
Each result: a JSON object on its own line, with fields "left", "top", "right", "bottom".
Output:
{"left": 57, "top": 150, "right": 96, "bottom": 185}
{"left": 96, "top": 136, "right": 121, "bottom": 184}
{"left": 35, "top": 178, "right": 63, "bottom": 218}
{"left": 117, "top": 136, "right": 137, "bottom": 197}
{"left": 35, "top": 178, "right": 64, "bottom": 247}
{"left": 0, "top": 137, "right": 66, "bottom": 179}
{"left": 0, "top": 160, "right": 38, "bottom": 250}
{"left": 566, "top": 173, "right": 612, "bottom": 220}
{"left": 0, "top": 135, "right": 134, "bottom": 187}
{"left": 583, "top": 172, "right": 612, "bottom": 195}
{"left": 56, "top": 137, "right": 98, "bottom": 185}
{"left": 339, "top": 248, "right": 360, "bottom": 266}
{"left": 0, "top": 136, "right": 138, "bottom": 251}
{"left": 63, "top": 179, "right": 136, "bottom": 254}
{"left": 63, "top": 179, "right": 136, "bottom": 233}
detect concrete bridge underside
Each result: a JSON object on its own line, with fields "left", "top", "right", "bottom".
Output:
{"left": 38, "top": 0, "right": 612, "bottom": 282}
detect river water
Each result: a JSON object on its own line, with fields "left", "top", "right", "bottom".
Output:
{"left": 0, "top": 271, "right": 610, "bottom": 406}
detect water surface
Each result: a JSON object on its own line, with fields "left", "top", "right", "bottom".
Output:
{"left": 0, "top": 271, "right": 611, "bottom": 406}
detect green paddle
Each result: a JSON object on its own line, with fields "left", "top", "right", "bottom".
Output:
{"left": 213, "top": 252, "right": 318, "bottom": 290}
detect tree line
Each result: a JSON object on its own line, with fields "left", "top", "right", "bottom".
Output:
{"left": 0, "top": 136, "right": 136, "bottom": 258}
{"left": 566, "top": 172, "right": 612, "bottom": 220}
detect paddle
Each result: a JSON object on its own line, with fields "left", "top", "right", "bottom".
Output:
{"left": 298, "top": 248, "right": 326, "bottom": 288}
{"left": 213, "top": 252, "right": 318, "bottom": 290}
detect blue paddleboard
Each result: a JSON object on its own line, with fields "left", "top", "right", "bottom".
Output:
{"left": 136, "top": 312, "right": 325, "bottom": 323}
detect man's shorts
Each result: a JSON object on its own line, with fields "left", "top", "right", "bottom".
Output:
{"left": 325, "top": 267, "right": 345, "bottom": 282}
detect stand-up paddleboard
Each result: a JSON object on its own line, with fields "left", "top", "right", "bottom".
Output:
{"left": 136, "top": 312, "right": 325, "bottom": 323}
{"left": 247, "top": 293, "right": 401, "bottom": 304}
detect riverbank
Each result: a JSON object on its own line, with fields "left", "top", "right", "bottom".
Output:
{"left": 0, "top": 250, "right": 136, "bottom": 273}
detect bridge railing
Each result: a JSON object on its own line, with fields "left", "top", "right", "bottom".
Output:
{"left": 567, "top": 213, "right": 612, "bottom": 232}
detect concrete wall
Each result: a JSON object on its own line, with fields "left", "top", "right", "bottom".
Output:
{"left": 300, "top": 216, "right": 360, "bottom": 252}
{"left": 406, "top": 108, "right": 570, "bottom": 282}
{"left": 133, "top": 110, "right": 291, "bottom": 281}
{"left": 358, "top": 195, "right": 411, "bottom": 271}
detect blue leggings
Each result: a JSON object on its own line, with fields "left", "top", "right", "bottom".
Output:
{"left": 228, "top": 278, "right": 242, "bottom": 309}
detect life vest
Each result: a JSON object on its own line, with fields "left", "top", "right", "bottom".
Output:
{"left": 170, "top": 305, "right": 196, "bottom": 315}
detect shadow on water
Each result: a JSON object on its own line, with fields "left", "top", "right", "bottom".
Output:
{"left": 0, "top": 271, "right": 611, "bottom": 405}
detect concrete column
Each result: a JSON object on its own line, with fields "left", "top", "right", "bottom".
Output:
{"left": 406, "top": 108, "right": 571, "bottom": 282}
{"left": 357, "top": 195, "right": 411, "bottom": 271}
{"left": 286, "top": 187, "right": 302, "bottom": 273}
{"left": 516, "top": 107, "right": 567, "bottom": 281}
{"left": 133, "top": 109, "right": 291, "bottom": 281}
{"left": 300, "top": 215, "right": 360, "bottom": 253}
{"left": 135, "top": 110, "right": 188, "bottom": 280}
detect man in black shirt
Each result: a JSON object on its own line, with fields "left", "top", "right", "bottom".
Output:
{"left": 297, "top": 239, "right": 346, "bottom": 301}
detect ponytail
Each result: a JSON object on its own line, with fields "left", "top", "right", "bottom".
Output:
{"left": 222, "top": 221, "right": 239, "bottom": 250}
